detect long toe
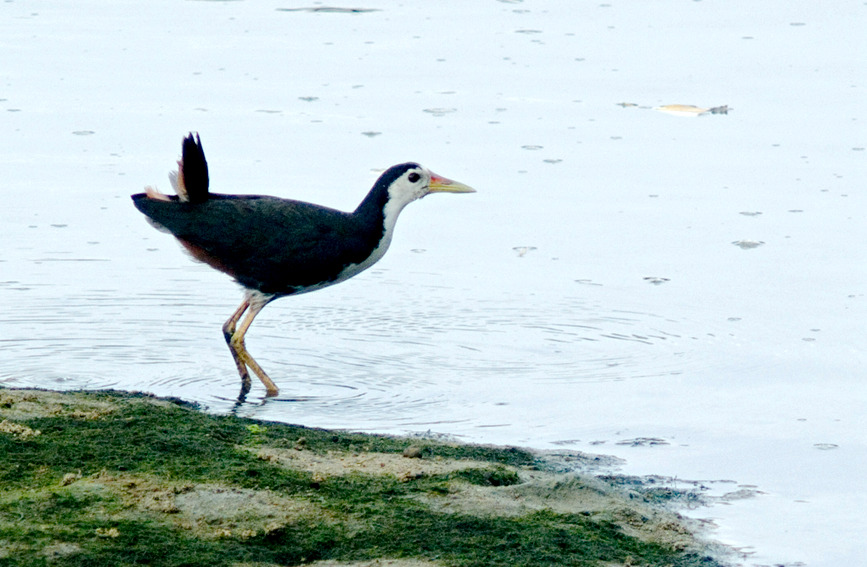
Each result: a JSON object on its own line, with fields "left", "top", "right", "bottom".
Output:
{"left": 231, "top": 337, "right": 279, "bottom": 396}
{"left": 239, "top": 350, "right": 279, "bottom": 396}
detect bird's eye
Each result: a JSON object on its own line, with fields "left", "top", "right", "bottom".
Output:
{"left": 408, "top": 172, "right": 421, "bottom": 183}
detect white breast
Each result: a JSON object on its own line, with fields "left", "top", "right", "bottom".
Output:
{"left": 334, "top": 194, "right": 406, "bottom": 282}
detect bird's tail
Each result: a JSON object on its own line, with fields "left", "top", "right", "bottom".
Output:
{"left": 168, "top": 133, "right": 210, "bottom": 204}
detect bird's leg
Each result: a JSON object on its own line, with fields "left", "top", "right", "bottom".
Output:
{"left": 223, "top": 299, "right": 252, "bottom": 396}
{"left": 228, "top": 297, "right": 279, "bottom": 397}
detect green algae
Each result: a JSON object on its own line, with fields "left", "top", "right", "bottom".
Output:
{"left": 0, "top": 388, "right": 726, "bottom": 567}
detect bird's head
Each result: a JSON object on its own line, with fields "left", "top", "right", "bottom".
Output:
{"left": 356, "top": 162, "right": 475, "bottom": 227}
{"left": 383, "top": 163, "right": 475, "bottom": 208}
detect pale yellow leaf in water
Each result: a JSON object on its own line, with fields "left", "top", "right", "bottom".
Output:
{"left": 654, "top": 104, "right": 709, "bottom": 116}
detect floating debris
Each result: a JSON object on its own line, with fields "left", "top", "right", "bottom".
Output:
{"left": 654, "top": 104, "right": 730, "bottom": 117}
{"left": 512, "top": 246, "right": 537, "bottom": 257}
{"left": 732, "top": 240, "right": 765, "bottom": 250}
{"left": 739, "top": 211, "right": 763, "bottom": 217}
{"left": 720, "top": 487, "right": 763, "bottom": 502}
{"left": 276, "top": 7, "right": 381, "bottom": 13}
{"left": 616, "top": 437, "right": 670, "bottom": 447}
{"left": 619, "top": 102, "right": 730, "bottom": 117}
{"left": 423, "top": 107, "right": 457, "bottom": 117}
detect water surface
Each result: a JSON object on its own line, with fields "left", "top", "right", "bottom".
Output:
{"left": 1, "top": 2, "right": 865, "bottom": 565}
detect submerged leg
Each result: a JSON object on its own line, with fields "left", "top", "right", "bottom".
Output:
{"left": 223, "top": 293, "right": 279, "bottom": 398}
{"left": 223, "top": 299, "right": 252, "bottom": 396}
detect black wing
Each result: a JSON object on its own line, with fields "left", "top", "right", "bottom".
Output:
{"left": 132, "top": 194, "right": 382, "bottom": 294}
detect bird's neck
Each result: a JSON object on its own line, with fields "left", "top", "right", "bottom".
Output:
{"left": 351, "top": 185, "right": 409, "bottom": 271}
{"left": 373, "top": 195, "right": 408, "bottom": 253}
{"left": 354, "top": 182, "right": 406, "bottom": 238}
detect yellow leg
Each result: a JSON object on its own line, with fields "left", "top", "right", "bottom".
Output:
{"left": 223, "top": 299, "right": 252, "bottom": 395}
{"left": 223, "top": 295, "right": 279, "bottom": 397}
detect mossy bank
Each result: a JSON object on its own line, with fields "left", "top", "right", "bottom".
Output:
{"left": 0, "top": 388, "right": 728, "bottom": 567}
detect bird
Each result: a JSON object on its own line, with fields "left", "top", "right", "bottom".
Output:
{"left": 132, "top": 133, "right": 474, "bottom": 400}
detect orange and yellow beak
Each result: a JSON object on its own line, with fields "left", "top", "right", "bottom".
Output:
{"left": 428, "top": 172, "right": 476, "bottom": 194}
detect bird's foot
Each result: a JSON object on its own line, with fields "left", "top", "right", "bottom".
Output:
{"left": 241, "top": 353, "right": 279, "bottom": 397}
{"left": 230, "top": 337, "right": 279, "bottom": 397}
{"left": 223, "top": 296, "right": 277, "bottom": 398}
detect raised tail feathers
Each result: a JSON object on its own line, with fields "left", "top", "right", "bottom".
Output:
{"left": 175, "top": 133, "right": 210, "bottom": 204}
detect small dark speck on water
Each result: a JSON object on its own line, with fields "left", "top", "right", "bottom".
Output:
{"left": 276, "top": 7, "right": 381, "bottom": 13}
{"left": 423, "top": 108, "right": 457, "bottom": 117}
{"left": 732, "top": 240, "right": 764, "bottom": 250}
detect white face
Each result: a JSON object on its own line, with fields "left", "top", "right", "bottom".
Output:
{"left": 338, "top": 166, "right": 430, "bottom": 284}
{"left": 337, "top": 163, "right": 473, "bottom": 285}
{"left": 386, "top": 166, "right": 432, "bottom": 208}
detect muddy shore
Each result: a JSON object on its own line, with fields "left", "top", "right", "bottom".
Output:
{"left": 1, "top": 388, "right": 731, "bottom": 566}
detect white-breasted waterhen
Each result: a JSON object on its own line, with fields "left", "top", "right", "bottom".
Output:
{"left": 132, "top": 134, "right": 474, "bottom": 399}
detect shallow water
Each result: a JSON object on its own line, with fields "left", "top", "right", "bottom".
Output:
{"left": 2, "top": 1, "right": 866, "bottom": 565}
